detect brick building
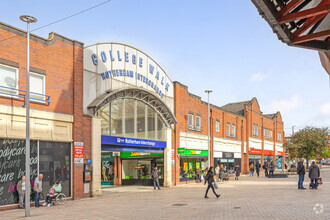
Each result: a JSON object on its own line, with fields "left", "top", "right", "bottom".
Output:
{"left": 172, "top": 82, "right": 285, "bottom": 185}
{"left": 0, "top": 22, "right": 91, "bottom": 209}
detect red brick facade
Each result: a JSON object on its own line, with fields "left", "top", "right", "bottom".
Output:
{"left": 0, "top": 22, "right": 91, "bottom": 201}
{"left": 172, "top": 82, "right": 284, "bottom": 185}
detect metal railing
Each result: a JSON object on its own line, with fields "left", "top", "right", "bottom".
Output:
{"left": 0, "top": 85, "right": 50, "bottom": 107}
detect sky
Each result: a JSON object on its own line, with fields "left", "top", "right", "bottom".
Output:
{"left": 1, "top": 0, "right": 329, "bottom": 135}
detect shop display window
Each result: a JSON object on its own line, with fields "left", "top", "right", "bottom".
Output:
{"left": 122, "top": 158, "right": 164, "bottom": 180}
{"left": 179, "top": 158, "right": 207, "bottom": 182}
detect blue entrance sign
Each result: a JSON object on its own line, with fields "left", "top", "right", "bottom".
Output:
{"left": 101, "top": 135, "right": 166, "bottom": 148}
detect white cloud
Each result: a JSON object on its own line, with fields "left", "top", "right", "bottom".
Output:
{"left": 320, "top": 103, "right": 330, "bottom": 116}
{"left": 266, "top": 95, "right": 303, "bottom": 114}
{"left": 249, "top": 73, "right": 271, "bottom": 83}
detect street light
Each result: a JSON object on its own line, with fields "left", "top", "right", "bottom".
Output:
{"left": 205, "top": 90, "right": 212, "bottom": 168}
{"left": 20, "top": 15, "right": 37, "bottom": 218}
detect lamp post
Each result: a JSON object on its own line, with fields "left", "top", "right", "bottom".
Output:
{"left": 20, "top": 15, "right": 37, "bottom": 217}
{"left": 205, "top": 90, "right": 212, "bottom": 168}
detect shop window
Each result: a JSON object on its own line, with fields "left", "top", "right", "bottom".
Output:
{"left": 30, "top": 72, "right": 45, "bottom": 102}
{"left": 232, "top": 124, "right": 236, "bottom": 137}
{"left": 39, "top": 142, "right": 71, "bottom": 198}
{"left": 0, "top": 64, "right": 18, "bottom": 96}
{"left": 125, "top": 99, "right": 135, "bottom": 138}
{"left": 195, "top": 115, "right": 201, "bottom": 131}
{"left": 99, "top": 103, "right": 110, "bottom": 135}
{"left": 188, "top": 114, "right": 194, "bottom": 130}
{"left": 136, "top": 101, "right": 146, "bottom": 139}
{"left": 215, "top": 120, "right": 220, "bottom": 132}
{"left": 110, "top": 99, "right": 123, "bottom": 136}
{"left": 226, "top": 122, "right": 230, "bottom": 136}
{"left": 180, "top": 157, "right": 207, "bottom": 182}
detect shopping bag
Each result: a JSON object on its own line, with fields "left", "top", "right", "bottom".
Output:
{"left": 319, "top": 177, "right": 323, "bottom": 185}
{"left": 201, "top": 175, "right": 204, "bottom": 181}
{"left": 214, "top": 182, "right": 219, "bottom": 189}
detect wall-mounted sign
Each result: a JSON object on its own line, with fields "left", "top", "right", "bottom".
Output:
{"left": 74, "top": 142, "right": 84, "bottom": 166}
{"left": 223, "top": 152, "right": 234, "bottom": 159}
{"left": 120, "top": 152, "right": 163, "bottom": 158}
{"left": 177, "top": 148, "right": 208, "bottom": 156}
{"left": 101, "top": 135, "right": 166, "bottom": 148}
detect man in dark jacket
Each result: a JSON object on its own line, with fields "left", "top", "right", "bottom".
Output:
{"left": 309, "top": 161, "right": 320, "bottom": 189}
{"left": 204, "top": 166, "right": 220, "bottom": 198}
{"left": 297, "top": 159, "right": 306, "bottom": 190}
{"left": 151, "top": 167, "right": 160, "bottom": 190}
{"left": 255, "top": 161, "right": 261, "bottom": 177}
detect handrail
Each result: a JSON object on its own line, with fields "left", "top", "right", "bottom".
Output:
{"left": 0, "top": 85, "right": 50, "bottom": 107}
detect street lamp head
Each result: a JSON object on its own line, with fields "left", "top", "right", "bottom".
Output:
{"left": 19, "top": 15, "right": 37, "bottom": 23}
{"left": 205, "top": 90, "right": 213, "bottom": 94}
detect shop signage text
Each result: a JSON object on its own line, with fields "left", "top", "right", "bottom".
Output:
{"left": 74, "top": 142, "right": 84, "bottom": 165}
{"left": 177, "top": 148, "right": 208, "bottom": 156}
{"left": 102, "top": 135, "right": 166, "bottom": 148}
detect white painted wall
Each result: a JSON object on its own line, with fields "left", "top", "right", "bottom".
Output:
{"left": 179, "top": 131, "right": 208, "bottom": 150}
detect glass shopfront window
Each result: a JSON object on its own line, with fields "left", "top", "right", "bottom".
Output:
{"left": 179, "top": 157, "right": 208, "bottom": 182}
{"left": 98, "top": 98, "right": 166, "bottom": 141}
{"left": 101, "top": 152, "right": 114, "bottom": 185}
{"left": 39, "top": 142, "right": 71, "bottom": 198}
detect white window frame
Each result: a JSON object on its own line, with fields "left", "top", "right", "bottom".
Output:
{"left": 0, "top": 64, "right": 19, "bottom": 98}
{"left": 29, "top": 72, "right": 46, "bottom": 103}
{"left": 252, "top": 124, "right": 255, "bottom": 135}
{"left": 195, "top": 115, "right": 201, "bottom": 131}
{"left": 215, "top": 120, "right": 220, "bottom": 132}
{"left": 256, "top": 124, "right": 259, "bottom": 136}
{"left": 232, "top": 124, "right": 236, "bottom": 137}
{"left": 188, "top": 114, "right": 194, "bottom": 130}
{"left": 226, "top": 123, "right": 230, "bottom": 136}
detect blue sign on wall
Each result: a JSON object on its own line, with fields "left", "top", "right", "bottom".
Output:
{"left": 101, "top": 135, "right": 166, "bottom": 148}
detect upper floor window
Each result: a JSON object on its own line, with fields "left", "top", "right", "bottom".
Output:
{"left": 232, "top": 124, "right": 236, "bottom": 137}
{"left": 195, "top": 115, "right": 201, "bottom": 131}
{"left": 226, "top": 123, "right": 230, "bottom": 136}
{"left": 215, "top": 120, "right": 220, "bottom": 132}
{"left": 30, "top": 72, "right": 45, "bottom": 101}
{"left": 256, "top": 124, "right": 259, "bottom": 136}
{"left": 278, "top": 132, "right": 282, "bottom": 141}
{"left": 253, "top": 124, "right": 256, "bottom": 136}
{"left": 0, "top": 64, "right": 18, "bottom": 96}
{"left": 188, "top": 114, "right": 194, "bottom": 130}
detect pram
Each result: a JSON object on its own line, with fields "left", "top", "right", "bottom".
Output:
{"left": 222, "top": 171, "right": 229, "bottom": 181}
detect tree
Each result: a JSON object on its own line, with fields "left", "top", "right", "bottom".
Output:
{"left": 284, "top": 126, "right": 329, "bottom": 168}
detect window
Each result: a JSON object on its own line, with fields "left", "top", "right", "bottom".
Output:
{"left": 195, "top": 115, "right": 201, "bottom": 131}
{"left": 278, "top": 132, "right": 282, "bottom": 141}
{"left": 253, "top": 124, "right": 256, "bottom": 135}
{"left": 0, "top": 64, "right": 18, "bottom": 96}
{"left": 270, "top": 130, "right": 273, "bottom": 139}
{"left": 226, "top": 123, "right": 230, "bottom": 136}
{"left": 215, "top": 120, "right": 220, "bottom": 132}
{"left": 232, "top": 124, "right": 236, "bottom": 137}
{"left": 30, "top": 72, "right": 45, "bottom": 101}
{"left": 188, "top": 114, "right": 194, "bottom": 130}
{"left": 255, "top": 124, "right": 259, "bottom": 136}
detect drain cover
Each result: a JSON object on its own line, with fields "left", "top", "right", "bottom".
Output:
{"left": 233, "top": 207, "right": 241, "bottom": 209}
{"left": 172, "top": 204, "right": 187, "bottom": 206}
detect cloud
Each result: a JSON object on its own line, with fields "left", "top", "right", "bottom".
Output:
{"left": 320, "top": 103, "right": 330, "bottom": 116}
{"left": 249, "top": 73, "right": 271, "bottom": 83}
{"left": 266, "top": 95, "right": 303, "bottom": 114}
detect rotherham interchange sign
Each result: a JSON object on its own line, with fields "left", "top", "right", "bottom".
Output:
{"left": 84, "top": 43, "right": 174, "bottom": 100}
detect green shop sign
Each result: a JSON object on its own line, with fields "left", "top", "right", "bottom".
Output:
{"left": 177, "top": 148, "right": 208, "bottom": 156}
{"left": 120, "top": 152, "right": 164, "bottom": 158}
{"left": 101, "top": 152, "right": 114, "bottom": 161}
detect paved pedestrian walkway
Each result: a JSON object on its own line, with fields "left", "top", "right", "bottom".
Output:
{"left": 1, "top": 167, "right": 329, "bottom": 220}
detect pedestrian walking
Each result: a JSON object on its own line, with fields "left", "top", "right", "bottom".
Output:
{"left": 219, "top": 165, "right": 225, "bottom": 181}
{"left": 269, "top": 161, "right": 275, "bottom": 177}
{"left": 17, "top": 176, "right": 26, "bottom": 209}
{"left": 249, "top": 162, "right": 254, "bottom": 176}
{"left": 234, "top": 164, "right": 240, "bottom": 180}
{"left": 151, "top": 167, "right": 161, "bottom": 190}
{"left": 309, "top": 161, "right": 320, "bottom": 189}
{"left": 297, "top": 159, "right": 306, "bottom": 190}
{"left": 204, "top": 166, "right": 220, "bottom": 199}
{"left": 33, "top": 174, "right": 43, "bottom": 207}
{"left": 215, "top": 165, "right": 220, "bottom": 182}
{"left": 196, "top": 168, "right": 202, "bottom": 183}
{"left": 255, "top": 161, "right": 261, "bottom": 177}
{"left": 263, "top": 161, "right": 268, "bottom": 177}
